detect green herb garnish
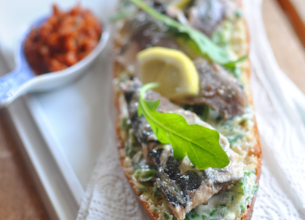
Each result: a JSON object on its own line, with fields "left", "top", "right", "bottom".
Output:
{"left": 240, "top": 204, "right": 246, "bottom": 212}
{"left": 185, "top": 210, "right": 200, "bottom": 220}
{"left": 223, "top": 55, "right": 248, "bottom": 71}
{"left": 232, "top": 195, "right": 235, "bottom": 202}
{"left": 203, "top": 105, "right": 210, "bottom": 121}
{"left": 226, "top": 133, "right": 244, "bottom": 146}
{"left": 135, "top": 169, "right": 156, "bottom": 182}
{"left": 138, "top": 83, "right": 230, "bottom": 170}
{"left": 234, "top": 170, "right": 259, "bottom": 196}
{"left": 153, "top": 182, "right": 162, "bottom": 197}
{"left": 137, "top": 187, "right": 147, "bottom": 194}
{"left": 130, "top": 0, "right": 245, "bottom": 67}
{"left": 163, "top": 212, "right": 171, "bottom": 220}
{"left": 210, "top": 209, "right": 217, "bottom": 216}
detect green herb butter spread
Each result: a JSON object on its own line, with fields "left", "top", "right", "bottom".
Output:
{"left": 113, "top": 0, "right": 260, "bottom": 219}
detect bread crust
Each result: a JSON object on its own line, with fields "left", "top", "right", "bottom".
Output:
{"left": 113, "top": 3, "right": 262, "bottom": 219}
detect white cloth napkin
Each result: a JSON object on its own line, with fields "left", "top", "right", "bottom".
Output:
{"left": 77, "top": 0, "right": 305, "bottom": 219}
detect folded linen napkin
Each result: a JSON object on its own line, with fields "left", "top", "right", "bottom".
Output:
{"left": 77, "top": 0, "right": 305, "bottom": 219}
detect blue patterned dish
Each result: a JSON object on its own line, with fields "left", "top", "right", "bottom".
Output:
{"left": 0, "top": 17, "right": 109, "bottom": 107}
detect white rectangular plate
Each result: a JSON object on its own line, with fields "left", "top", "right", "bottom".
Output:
{"left": 0, "top": 38, "right": 114, "bottom": 220}
{"left": 0, "top": 1, "right": 117, "bottom": 219}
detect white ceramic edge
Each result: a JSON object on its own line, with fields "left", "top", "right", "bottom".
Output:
{"left": 25, "top": 94, "right": 84, "bottom": 205}
{"left": 7, "top": 96, "right": 79, "bottom": 220}
{"left": 2, "top": 20, "right": 110, "bottom": 107}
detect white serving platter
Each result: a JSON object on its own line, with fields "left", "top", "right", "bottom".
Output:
{"left": 0, "top": 44, "right": 114, "bottom": 220}
{"left": 0, "top": 1, "right": 117, "bottom": 219}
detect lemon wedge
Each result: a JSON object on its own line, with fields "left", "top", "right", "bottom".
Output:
{"left": 137, "top": 47, "right": 199, "bottom": 100}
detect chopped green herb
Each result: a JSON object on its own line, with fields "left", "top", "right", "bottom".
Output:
{"left": 138, "top": 83, "right": 230, "bottom": 169}
{"left": 137, "top": 187, "right": 147, "bottom": 194}
{"left": 211, "top": 19, "right": 234, "bottom": 47}
{"left": 128, "top": 150, "right": 136, "bottom": 158}
{"left": 233, "top": 170, "right": 259, "bottom": 196}
{"left": 201, "top": 215, "right": 206, "bottom": 220}
{"left": 132, "top": 161, "right": 141, "bottom": 170}
{"left": 163, "top": 212, "right": 171, "bottom": 220}
{"left": 210, "top": 209, "right": 217, "bottom": 216}
{"left": 203, "top": 105, "right": 210, "bottom": 121}
{"left": 190, "top": 211, "right": 199, "bottom": 218}
{"left": 125, "top": 142, "right": 130, "bottom": 153}
{"left": 153, "top": 182, "right": 162, "bottom": 197}
{"left": 252, "top": 185, "right": 259, "bottom": 194}
{"left": 232, "top": 195, "right": 235, "bottom": 202}
{"left": 246, "top": 170, "right": 256, "bottom": 175}
{"left": 226, "top": 134, "right": 244, "bottom": 146}
{"left": 235, "top": 9, "right": 243, "bottom": 18}
{"left": 185, "top": 210, "right": 200, "bottom": 220}
{"left": 240, "top": 204, "right": 246, "bottom": 212}
{"left": 134, "top": 168, "right": 156, "bottom": 182}
{"left": 126, "top": 130, "right": 142, "bottom": 158}
{"left": 219, "top": 206, "right": 229, "bottom": 217}
{"left": 153, "top": 207, "right": 159, "bottom": 212}
{"left": 130, "top": 0, "right": 245, "bottom": 67}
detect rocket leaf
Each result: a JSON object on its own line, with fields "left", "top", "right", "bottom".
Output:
{"left": 138, "top": 83, "right": 230, "bottom": 169}
{"left": 130, "top": 0, "right": 245, "bottom": 66}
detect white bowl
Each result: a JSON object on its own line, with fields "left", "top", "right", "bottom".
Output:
{"left": 0, "top": 18, "right": 110, "bottom": 107}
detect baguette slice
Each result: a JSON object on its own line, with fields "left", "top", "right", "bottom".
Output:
{"left": 113, "top": 1, "right": 262, "bottom": 219}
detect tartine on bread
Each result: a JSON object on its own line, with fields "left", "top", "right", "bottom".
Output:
{"left": 112, "top": 0, "right": 261, "bottom": 219}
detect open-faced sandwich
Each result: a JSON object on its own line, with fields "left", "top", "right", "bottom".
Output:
{"left": 113, "top": 0, "right": 261, "bottom": 219}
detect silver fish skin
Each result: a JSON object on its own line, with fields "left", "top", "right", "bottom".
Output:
{"left": 120, "top": 79, "right": 244, "bottom": 220}
{"left": 188, "top": 0, "right": 237, "bottom": 37}
{"left": 178, "top": 58, "right": 248, "bottom": 119}
{"left": 117, "top": 13, "right": 247, "bottom": 118}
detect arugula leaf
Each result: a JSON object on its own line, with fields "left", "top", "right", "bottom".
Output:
{"left": 223, "top": 55, "right": 248, "bottom": 73}
{"left": 138, "top": 83, "right": 230, "bottom": 169}
{"left": 130, "top": 0, "right": 244, "bottom": 66}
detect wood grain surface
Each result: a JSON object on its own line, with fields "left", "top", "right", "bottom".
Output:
{"left": 0, "top": 0, "right": 304, "bottom": 219}
{"left": 277, "top": 0, "right": 305, "bottom": 50}
{"left": 0, "top": 109, "right": 50, "bottom": 220}
{"left": 290, "top": 0, "right": 305, "bottom": 22}
{"left": 263, "top": 0, "right": 305, "bottom": 93}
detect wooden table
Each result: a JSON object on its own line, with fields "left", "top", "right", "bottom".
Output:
{"left": 0, "top": 0, "right": 304, "bottom": 219}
